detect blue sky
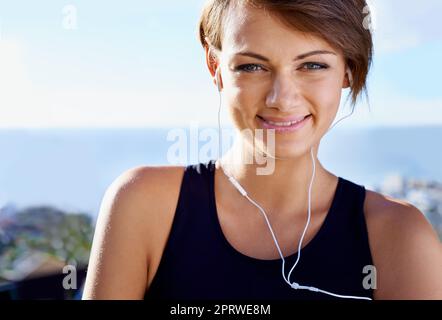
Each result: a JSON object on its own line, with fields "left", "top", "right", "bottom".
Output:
{"left": 0, "top": 0, "right": 441, "bottom": 128}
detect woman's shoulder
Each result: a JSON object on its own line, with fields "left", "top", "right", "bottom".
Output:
{"left": 105, "top": 164, "right": 187, "bottom": 243}
{"left": 364, "top": 188, "right": 425, "bottom": 223}
{"left": 114, "top": 164, "right": 186, "bottom": 187}
{"left": 83, "top": 164, "right": 185, "bottom": 299}
{"left": 112, "top": 164, "right": 186, "bottom": 200}
{"left": 102, "top": 164, "right": 186, "bottom": 223}
{"left": 363, "top": 188, "right": 436, "bottom": 241}
{"left": 363, "top": 188, "right": 442, "bottom": 299}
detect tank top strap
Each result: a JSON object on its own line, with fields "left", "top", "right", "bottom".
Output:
{"left": 162, "top": 160, "right": 215, "bottom": 245}
{"left": 324, "top": 178, "right": 371, "bottom": 249}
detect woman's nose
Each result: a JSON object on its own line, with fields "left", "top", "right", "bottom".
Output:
{"left": 265, "top": 74, "right": 302, "bottom": 111}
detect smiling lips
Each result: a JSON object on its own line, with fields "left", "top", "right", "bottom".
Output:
{"left": 257, "top": 114, "right": 312, "bottom": 131}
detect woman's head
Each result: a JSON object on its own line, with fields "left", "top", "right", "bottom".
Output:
{"left": 198, "top": 0, "right": 373, "bottom": 159}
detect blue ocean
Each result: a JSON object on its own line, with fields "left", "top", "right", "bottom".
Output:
{"left": 1, "top": 126, "right": 441, "bottom": 219}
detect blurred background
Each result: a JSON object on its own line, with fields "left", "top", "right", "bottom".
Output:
{"left": 0, "top": 0, "right": 441, "bottom": 299}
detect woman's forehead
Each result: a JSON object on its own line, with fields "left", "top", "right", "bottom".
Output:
{"left": 222, "top": 4, "right": 337, "bottom": 56}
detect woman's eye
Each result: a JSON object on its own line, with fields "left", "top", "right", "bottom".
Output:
{"left": 235, "top": 64, "right": 264, "bottom": 73}
{"left": 301, "top": 62, "right": 328, "bottom": 70}
{"left": 234, "top": 62, "right": 328, "bottom": 73}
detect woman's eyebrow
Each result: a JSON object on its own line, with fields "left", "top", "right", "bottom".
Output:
{"left": 234, "top": 50, "right": 336, "bottom": 61}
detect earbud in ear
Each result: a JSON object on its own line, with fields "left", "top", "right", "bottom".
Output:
{"left": 215, "top": 68, "right": 222, "bottom": 92}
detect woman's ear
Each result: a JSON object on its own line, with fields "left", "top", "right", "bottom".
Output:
{"left": 204, "top": 41, "right": 221, "bottom": 88}
{"left": 204, "top": 37, "right": 218, "bottom": 76}
{"left": 343, "top": 67, "right": 353, "bottom": 89}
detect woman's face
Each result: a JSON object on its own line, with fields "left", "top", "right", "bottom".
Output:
{"left": 212, "top": 4, "right": 350, "bottom": 159}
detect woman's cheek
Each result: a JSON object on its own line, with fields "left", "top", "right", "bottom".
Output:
{"left": 224, "top": 89, "right": 252, "bottom": 130}
{"left": 322, "top": 98, "right": 342, "bottom": 132}
{"left": 226, "top": 84, "right": 260, "bottom": 112}
{"left": 308, "top": 78, "right": 341, "bottom": 108}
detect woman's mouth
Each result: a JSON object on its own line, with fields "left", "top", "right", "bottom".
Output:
{"left": 256, "top": 114, "right": 312, "bottom": 132}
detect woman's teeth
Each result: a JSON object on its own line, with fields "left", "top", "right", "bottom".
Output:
{"left": 264, "top": 117, "right": 306, "bottom": 127}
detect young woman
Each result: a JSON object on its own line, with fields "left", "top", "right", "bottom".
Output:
{"left": 83, "top": 0, "right": 442, "bottom": 300}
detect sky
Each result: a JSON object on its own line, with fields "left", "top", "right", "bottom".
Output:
{"left": 0, "top": 0, "right": 441, "bottom": 129}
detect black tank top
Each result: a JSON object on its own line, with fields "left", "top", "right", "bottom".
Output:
{"left": 145, "top": 160, "right": 374, "bottom": 300}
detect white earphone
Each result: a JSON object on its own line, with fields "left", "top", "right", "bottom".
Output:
{"left": 215, "top": 67, "right": 222, "bottom": 92}
{"left": 215, "top": 65, "right": 371, "bottom": 300}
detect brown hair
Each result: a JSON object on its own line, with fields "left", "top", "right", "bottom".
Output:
{"left": 198, "top": 0, "right": 374, "bottom": 107}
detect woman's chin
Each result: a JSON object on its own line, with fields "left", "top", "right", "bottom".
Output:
{"left": 257, "top": 142, "right": 314, "bottom": 160}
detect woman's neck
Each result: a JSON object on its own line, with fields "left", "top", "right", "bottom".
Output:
{"left": 216, "top": 139, "right": 336, "bottom": 219}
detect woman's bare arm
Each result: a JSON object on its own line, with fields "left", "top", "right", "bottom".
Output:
{"left": 82, "top": 167, "right": 157, "bottom": 299}
{"left": 368, "top": 194, "right": 442, "bottom": 299}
